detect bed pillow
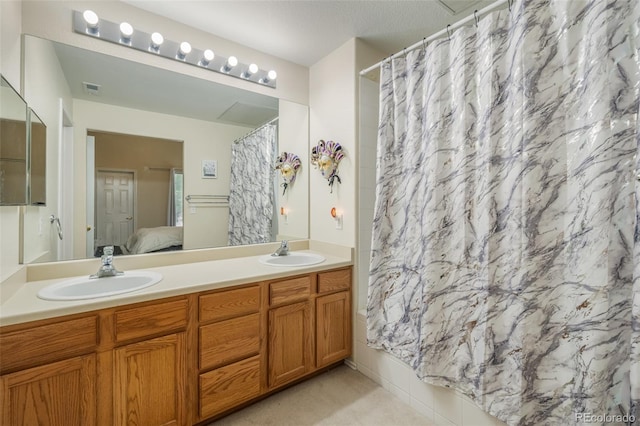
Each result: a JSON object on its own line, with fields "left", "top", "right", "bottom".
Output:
{"left": 126, "top": 226, "right": 183, "bottom": 254}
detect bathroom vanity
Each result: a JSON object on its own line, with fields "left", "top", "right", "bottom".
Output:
{"left": 0, "top": 248, "right": 352, "bottom": 425}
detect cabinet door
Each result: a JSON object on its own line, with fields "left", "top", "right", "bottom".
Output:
{"left": 1, "top": 354, "right": 96, "bottom": 426}
{"left": 268, "top": 301, "right": 312, "bottom": 388}
{"left": 316, "top": 291, "right": 351, "bottom": 368}
{"left": 113, "top": 333, "right": 186, "bottom": 426}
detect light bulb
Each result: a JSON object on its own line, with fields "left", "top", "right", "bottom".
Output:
{"left": 119, "top": 22, "right": 133, "bottom": 41}
{"left": 150, "top": 32, "right": 164, "bottom": 51}
{"left": 200, "top": 49, "right": 215, "bottom": 67}
{"left": 83, "top": 10, "right": 99, "bottom": 34}
{"left": 260, "top": 69, "right": 278, "bottom": 84}
{"left": 221, "top": 56, "right": 238, "bottom": 73}
{"left": 177, "top": 41, "right": 191, "bottom": 59}
{"left": 242, "top": 63, "right": 259, "bottom": 79}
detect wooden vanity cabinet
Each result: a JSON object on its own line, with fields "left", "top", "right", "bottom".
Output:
{"left": 316, "top": 268, "right": 352, "bottom": 368}
{"left": 197, "top": 285, "right": 262, "bottom": 420}
{"left": 0, "top": 266, "right": 352, "bottom": 425}
{"left": 0, "top": 314, "right": 99, "bottom": 426}
{"left": 110, "top": 298, "right": 189, "bottom": 426}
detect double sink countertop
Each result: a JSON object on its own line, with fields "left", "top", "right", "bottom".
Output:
{"left": 0, "top": 240, "right": 353, "bottom": 327}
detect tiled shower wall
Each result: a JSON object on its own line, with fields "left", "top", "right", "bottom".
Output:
{"left": 356, "top": 76, "right": 506, "bottom": 426}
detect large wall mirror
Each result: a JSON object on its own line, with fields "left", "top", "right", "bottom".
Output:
{"left": 22, "top": 35, "right": 309, "bottom": 263}
{"left": 0, "top": 76, "right": 28, "bottom": 205}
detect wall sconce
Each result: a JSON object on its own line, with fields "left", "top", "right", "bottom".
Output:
{"left": 280, "top": 206, "right": 289, "bottom": 224}
{"left": 330, "top": 207, "right": 343, "bottom": 230}
{"left": 275, "top": 152, "right": 302, "bottom": 195}
{"left": 72, "top": 10, "right": 277, "bottom": 88}
{"left": 311, "top": 140, "right": 344, "bottom": 193}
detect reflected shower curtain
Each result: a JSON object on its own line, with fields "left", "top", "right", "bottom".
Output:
{"left": 366, "top": 0, "right": 640, "bottom": 425}
{"left": 228, "top": 123, "right": 277, "bottom": 246}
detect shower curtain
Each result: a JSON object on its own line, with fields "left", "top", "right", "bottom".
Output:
{"left": 228, "top": 122, "right": 277, "bottom": 246}
{"left": 366, "top": 0, "right": 640, "bottom": 425}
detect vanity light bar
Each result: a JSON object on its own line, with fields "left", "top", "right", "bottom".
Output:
{"left": 72, "top": 10, "right": 277, "bottom": 89}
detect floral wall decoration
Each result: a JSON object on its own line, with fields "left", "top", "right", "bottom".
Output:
{"left": 311, "top": 140, "right": 344, "bottom": 192}
{"left": 275, "top": 152, "right": 301, "bottom": 195}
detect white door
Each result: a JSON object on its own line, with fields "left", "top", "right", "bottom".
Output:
{"left": 96, "top": 170, "right": 135, "bottom": 250}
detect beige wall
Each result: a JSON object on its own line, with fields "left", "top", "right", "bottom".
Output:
{"left": 21, "top": 36, "right": 74, "bottom": 264}
{"left": 308, "top": 38, "right": 384, "bottom": 250}
{"left": 94, "top": 132, "right": 183, "bottom": 230}
{"left": 276, "top": 100, "right": 309, "bottom": 240}
{"left": 0, "top": 1, "right": 23, "bottom": 281}
{"left": 309, "top": 39, "right": 357, "bottom": 248}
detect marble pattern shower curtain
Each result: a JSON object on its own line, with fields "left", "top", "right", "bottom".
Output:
{"left": 366, "top": 0, "right": 640, "bottom": 424}
{"left": 228, "top": 123, "right": 276, "bottom": 246}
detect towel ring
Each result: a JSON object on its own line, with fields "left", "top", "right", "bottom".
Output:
{"left": 50, "top": 215, "right": 63, "bottom": 240}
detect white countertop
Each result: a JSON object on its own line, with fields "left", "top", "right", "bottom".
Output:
{"left": 0, "top": 249, "right": 352, "bottom": 327}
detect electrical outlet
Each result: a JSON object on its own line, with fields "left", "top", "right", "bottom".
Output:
{"left": 190, "top": 206, "right": 197, "bottom": 214}
{"left": 335, "top": 215, "right": 343, "bottom": 230}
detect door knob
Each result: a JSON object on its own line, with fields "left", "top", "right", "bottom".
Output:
{"left": 87, "top": 226, "right": 92, "bottom": 231}
{"left": 126, "top": 217, "right": 133, "bottom": 220}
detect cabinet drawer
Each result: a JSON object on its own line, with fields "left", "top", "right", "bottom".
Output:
{"left": 199, "top": 285, "right": 260, "bottom": 323}
{"left": 0, "top": 316, "right": 97, "bottom": 374}
{"left": 317, "top": 268, "right": 351, "bottom": 294}
{"left": 269, "top": 276, "right": 311, "bottom": 306}
{"left": 115, "top": 298, "right": 188, "bottom": 343}
{"left": 200, "top": 313, "right": 260, "bottom": 370}
{"left": 200, "top": 355, "right": 261, "bottom": 419}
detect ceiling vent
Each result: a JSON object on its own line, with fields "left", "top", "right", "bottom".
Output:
{"left": 437, "top": 0, "right": 481, "bottom": 15}
{"left": 82, "top": 81, "right": 101, "bottom": 96}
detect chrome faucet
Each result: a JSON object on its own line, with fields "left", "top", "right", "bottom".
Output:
{"left": 272, "top": 240, "right": 289, "bottom": 256}
{"left": 90, "top": 246, "right": 123, "bottom": 278}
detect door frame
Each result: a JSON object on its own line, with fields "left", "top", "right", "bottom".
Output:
{"left": 95, "top": 168, "right": 138, "bottom": 252}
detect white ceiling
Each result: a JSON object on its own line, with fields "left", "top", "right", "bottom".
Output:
{"left": 123, "top": 0, "right": 494, "bottom": 67}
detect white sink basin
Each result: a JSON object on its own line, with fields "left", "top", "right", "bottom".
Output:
{"left": 37, "top": 271, "right": 163, "bottom": 301}
{"left": 259, "top": 253, "right": 325, "bottom": 267}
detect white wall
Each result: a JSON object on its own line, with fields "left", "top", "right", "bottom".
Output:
{"left": 0, "top": 0, "right": 23, "bottom": 281}
{"left": 71, "top": 99, "right": 253, "bottom": 257}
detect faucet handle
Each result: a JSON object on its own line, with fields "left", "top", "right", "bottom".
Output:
{"left": 281, "top": 240, "right": 288, "bottom": 248}
{"left": 103, "top": 245, "right": 114, "bottom": 256}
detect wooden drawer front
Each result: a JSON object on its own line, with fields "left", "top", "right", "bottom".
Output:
{"left": 199, "top": 355, "right": 261, "bottom": 419}
{"left": 115, "top": 298, "right": 188, "bottom": 343}
{"left": 0, "top": 316, "right": 97, "bottom": 374}
{"left": 317, "top": 268, "right": 351, "bottom": 294}
{"left": 269, "top": 276, "right": 311, "bottom": 306}
{"left": 199, "top": 285, "right": 260, "bottom": 323}
{"left": 200, "top": 313, "right": 260, "bottom": 370}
